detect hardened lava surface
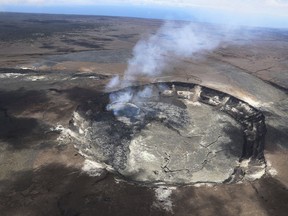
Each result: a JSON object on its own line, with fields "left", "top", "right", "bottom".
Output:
{"left": 70, "top": 82, "right": 266, "bottom": 185}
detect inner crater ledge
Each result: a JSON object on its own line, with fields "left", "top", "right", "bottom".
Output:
{"left": 69, "top": 82, "right": 267, "bottom": 185}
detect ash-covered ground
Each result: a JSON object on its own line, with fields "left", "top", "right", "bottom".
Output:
{"left": 0, "top": 12, "right": 288, "bottom": 216}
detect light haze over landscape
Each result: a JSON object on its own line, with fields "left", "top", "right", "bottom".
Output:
{"left": 1, "top": 0, "right": 288, "bottom": 28}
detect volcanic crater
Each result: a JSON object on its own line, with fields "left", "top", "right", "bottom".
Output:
{"left": 69, "top": 82, "right": 267, "bottom": 185}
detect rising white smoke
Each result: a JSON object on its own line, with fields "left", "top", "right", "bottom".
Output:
{"left": 126, "top": 22, "right": 219, "bottom": 77}
{"left": 107, "top": 21, "right": 222, "bottom": 90}
{"left": 105, "top": 21, "right": 256, "bottom": 111}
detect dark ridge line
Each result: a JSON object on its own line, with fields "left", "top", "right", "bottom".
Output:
{"left": 264, "top": 80, "right": 288, "bottom": 94}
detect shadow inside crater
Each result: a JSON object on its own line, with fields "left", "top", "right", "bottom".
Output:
{"left": 221, "top": 124, "right": 244, "bottom": 159}
{"left": 265, "top": 125, "right": 288, "bottom": 150}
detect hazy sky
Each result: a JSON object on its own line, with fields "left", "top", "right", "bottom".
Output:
{"left": 1, "top": 0, "right": 288, "bottom": 28}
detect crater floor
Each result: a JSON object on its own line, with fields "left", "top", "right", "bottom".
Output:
{"left": 71, "top": 83, "right": 266, "bottom": 185}
{"left": 121, "top": 103, "right": 242, "bottom": 184}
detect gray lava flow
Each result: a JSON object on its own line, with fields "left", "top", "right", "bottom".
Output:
{"left": 69, "top": 82, "right": 267, "bottom": 185}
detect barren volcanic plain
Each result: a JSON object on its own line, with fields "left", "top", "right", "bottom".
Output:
{"left": 0, "top": 12, "right": 288, "bottom": 216}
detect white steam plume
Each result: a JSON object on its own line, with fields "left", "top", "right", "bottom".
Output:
{"left": 106, "top": 21, "right": 256, "bottom": 112}
{"left": 107, "top": 21, "right": 224, "bottom": 90}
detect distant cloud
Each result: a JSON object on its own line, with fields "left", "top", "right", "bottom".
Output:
{"left": 1, "top": 0, "right": 287, "bottom": 28}
{"left": 1, "top": 0, "right": 288, "bottom": 15}
{"left": 0, "top": 0, "right": 92, "bottom": 5}
{"left": 1, "top": 0, "right": 288, "bottom": 7}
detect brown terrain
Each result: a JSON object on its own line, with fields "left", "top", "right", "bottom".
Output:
{"left": 0, "top": 12, "right": 288, "bottom": 216}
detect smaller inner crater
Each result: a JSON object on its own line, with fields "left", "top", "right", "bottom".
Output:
{"left": 69, "top": 82, "right": 266, "bottom": 185}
